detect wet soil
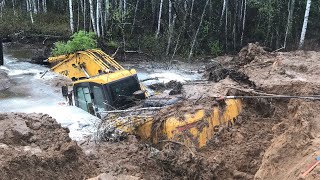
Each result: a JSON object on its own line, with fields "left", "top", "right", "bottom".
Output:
{"left": 88, "top": 44, "right": 320, "bottom": 179}
{"left": 0, "top": 113, "right": 96, "bottom": 180}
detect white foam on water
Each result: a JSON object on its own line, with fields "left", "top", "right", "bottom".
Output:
{"left": 0, "top": 96, "right": 100, "bottom": 141}
{"left": 7, "top": 69, "right": 43, "bottom": 76}
{"left": 138, "top": 70, "right": 201, "bottom": 86}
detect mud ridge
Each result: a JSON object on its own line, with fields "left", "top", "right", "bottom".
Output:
{"left": 0, "top": 113, "right": 95, "bottom": 180}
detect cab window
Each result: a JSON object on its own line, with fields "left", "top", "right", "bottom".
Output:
{"left": 92, "top": 86, "right": 106, "bottom": 111}
{"left": 76, "top": 87, "right": 92, "bottom": 113}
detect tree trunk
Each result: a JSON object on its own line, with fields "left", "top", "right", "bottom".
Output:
{"left": 96, "top": 0, "right": 101, "bottom": 37}
{"left": 166, "top": 0, "right": 173, "bottom": 55}
{"left": 219, "top": 0, "right": 227, "bottom": 29}
{"left": 69, "top": 0, "right": 74, "bottom": 34}
{"left": 299, "top": 0, "right": 311, "bottom": 49}
{"left": 233, "top": 0, "right": 237, "bottom": 50}
{"left": 105, "top": 0, "right": 109, "bottom": 28}
{"left": 225, "top": 0, "right": 228, "bottom": 50}
{"left": 123, "top": 0, "right": 126, "bottom": 14}
{"left": 0, "top": 39, "right": 3, "bottom": 66}
{"left": 101, "top": 0, "right": 105, "bottom": 36}
{"left": 166, "top": 0, "right": 176, "bottom": 56}
{"left": 189, "top": 0, "right": 195, "bottom": 25}
{"left": 26, "top": 0, "right": 34, "bottom": 24}
{"left": 172, "top": 0, "right": 188, "bottom": 59}
{"left": 83, "top": 0, "right": 86, "bottom": 30}
{"left": 32, "top": 0, "right": 37, "bottom": 14}
{"left": 151, "top": 0, "right": 156, "bottom": 28}
{"left": 168, "top": 0, "right": 172, "bottom": 31}
{"left": 0, "top": 1, "right": 3, "bottom": 18}
{"left": 130, "top": 0, "right": 139, "bottom": 35}
{"left": 240, "top": 0, "right": 246, "bottom": 46}
{"left": 12, "top": 0, "right": 16, "bottom": 16}
{"left": 284, "top": 0, "right": 296, "bottom": 49}
{"left": 276, "top": 23, "right": 280, "bottom": 49}
{"left": 37, "top": 0, "right": 40, "bottom": 12}
{"left": 188, "top": 0, "right": 209, "bottom": 61}
{"left": 239, "top": 0, "right": 243, "bottom": 28}
{"left": 42, "top": 0, "right": 47, "bottom": 13}
{"left": 77, "top": 0, "right": 80, "bottom": 31}
{"left": 155, "top": 0, "right": 163, "bottom": 38}
{"left": 89, "top": 0, "right": 97, "bottom": 34}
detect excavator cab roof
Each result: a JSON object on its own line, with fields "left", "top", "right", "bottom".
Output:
{"left": 73, "top": 69, "right": 138, "bottom": 85}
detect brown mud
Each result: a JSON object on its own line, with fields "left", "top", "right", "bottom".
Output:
{"left": 0, "top": 113, "right": 96, "bottom": 180}
{"left": 1, "top": 43, "right": 320, "bottom": 179}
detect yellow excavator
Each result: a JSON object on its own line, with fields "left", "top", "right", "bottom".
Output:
{"left": 47, "top": 49, "right": 243, "bottom": 148}
{"left": 48, "top": 49, "right": 147, "bottom": 117}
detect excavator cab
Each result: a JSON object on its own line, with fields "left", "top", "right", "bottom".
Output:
{"left": 47, "top": 49, "right": 147, "bottom": 117}
{"left": 73, "top": 74, "right": 144, "bottom": 117}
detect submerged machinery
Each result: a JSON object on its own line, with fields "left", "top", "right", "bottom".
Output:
{"left": 47, "top": 49, "right": 243, "bottom": 148}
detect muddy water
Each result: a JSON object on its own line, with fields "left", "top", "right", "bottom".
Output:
{"left": 0, "top": 43, "right": 101, "bottom": 140}
{"left": 0, "top": 43, "right": 202, "bottom": 140}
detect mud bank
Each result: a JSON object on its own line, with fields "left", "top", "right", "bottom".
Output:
{"left": 0, "top": 113, "right": 95, "bottom": 180}
{"left": 87, "top": 44, "right": 320, "bottom": 179}
{"left": 200, "top": 43, "right": 320, "bottom": 179}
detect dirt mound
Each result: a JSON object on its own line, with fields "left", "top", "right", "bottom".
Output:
{"left": 229, "top": 48, "right": 320, "bottom": 179}
{"left": 148, "top": 80, "right": 183, "bottom": 95}
{"left": 153, "top": 143, "right": 217, "bottom": 179}
{"left": 242, "top": 50, "right": 320, "bottom": 96}
{"left": 255, "top": 99, "right": 320, "bottom": 180}
{"left": 0, "top": 113, "right": 95, "bottom": 180}
{"left": 162, "top": 47, "right": 320, "bottom": 179}
{"left": 204, "top": 62, "right": 255, "bottom": 87}
{"left": 84, "top": 135, "right": 231, "bottom": 179}
{"left": 203, "top": 43, "right": 270, "bottom": 87}
{"left": 234, "top": 42, "right": 269, "bottom": 66}
{"left": 82, "top": 139, "right": 163, "bottom": 179}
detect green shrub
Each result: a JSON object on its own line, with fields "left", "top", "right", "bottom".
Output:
{"left": 106, "top": 40, "right": 119, "bottom": 49}
{"left": 210, "top": 41, "right": 222, "bottom": 57}
{"left": 52, "top": 31, "right": 97, "bottom": 56}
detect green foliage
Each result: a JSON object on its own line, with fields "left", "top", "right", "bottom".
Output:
{"left": 0, "top": 9, "right": 69, "bottom": 37}
{"left": 140, "top": 35, "right": 166, "bottom": 60}
{"left": 210, "top": 41, "right": 222, "bottom": 57}
{"left": 106, "top": 40, "right": 118, "bottom": 49}
{"left": 52, "top": 31, "right": 97, "bottom": 56}
{"left": 1, "top": 0, "right": 320, "bottom": 58}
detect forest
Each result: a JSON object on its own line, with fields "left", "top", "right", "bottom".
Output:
{"left": 2, "top": 1, "right": 320, "bottom": 179}
{"left": 0, "top": 0, "right": 319, "bottom": 59}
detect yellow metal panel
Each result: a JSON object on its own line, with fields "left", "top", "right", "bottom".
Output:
{"left": 49, "top": 49, "right": 125, "bottom": 80}
{"left": 135, "top": 99, "right": 242, "bottom": 148}
{"left": 73, "top": 69, "right": 138, "bottom": 85}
